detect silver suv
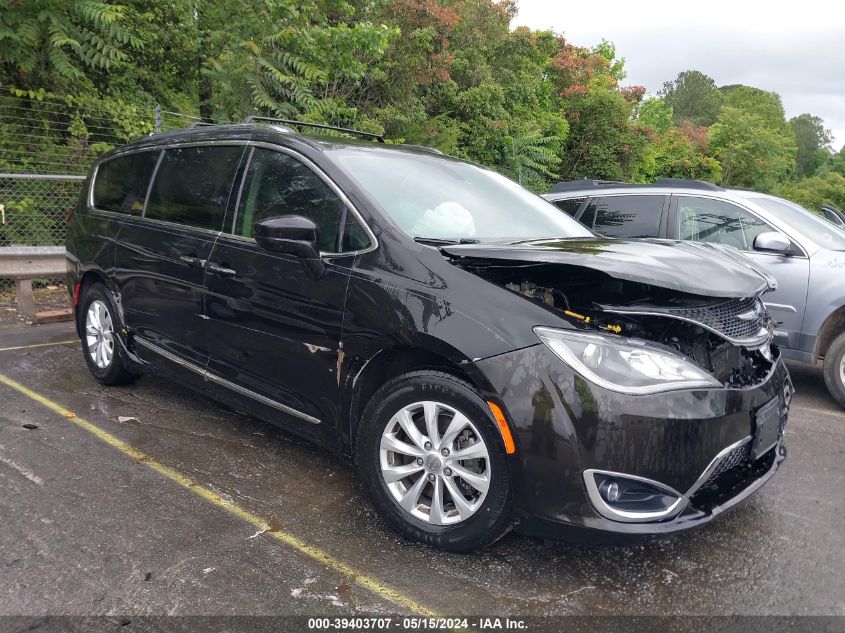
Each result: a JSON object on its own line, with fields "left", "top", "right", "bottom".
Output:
{"left": 543, "top": 178, "right": 845, "bottom": 408}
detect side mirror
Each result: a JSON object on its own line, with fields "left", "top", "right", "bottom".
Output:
{"left": 254, "top": 215, "right": 325, "bottom": 278}
{"left": 255, "top": 215, "right": 320, "bottom": 257}
{"left": 753, "top": 231, "right": 791, "bottom": 254}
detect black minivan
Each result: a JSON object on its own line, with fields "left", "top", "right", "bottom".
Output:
{"left": 67, "top": 122, "right": 791, "bottom": 551}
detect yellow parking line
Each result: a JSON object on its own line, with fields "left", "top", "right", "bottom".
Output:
{"left": 0, "top": 339, "right": 79, "bottom": 353}
{"left": 0, "top": 372, "right": 439, "bottom": 617}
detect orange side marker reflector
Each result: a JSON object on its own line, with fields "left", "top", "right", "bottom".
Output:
{"left": 488, "top": 401, "right": 516, "bottom": 454}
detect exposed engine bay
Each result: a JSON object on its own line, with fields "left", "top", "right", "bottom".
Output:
{"left": 465, "top": 262, "right": 777, "bottom": 388}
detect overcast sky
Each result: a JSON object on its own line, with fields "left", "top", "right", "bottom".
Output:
{"left": 513, "top": 0, "right": 845, "bottom": 150}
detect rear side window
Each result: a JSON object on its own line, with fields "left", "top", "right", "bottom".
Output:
{"left": 235, "top": 148, "right": 353, "bottom": 252}
{"left": 551, "top": 197, "right": 585, "bottom": 217}
{"left": 145, "top": 145, "right": 243, "bottom": 231}
{"left": 581, "top": 195, "right": 664, "bottom": 238}
{"left": 92, "top": 151, "right": 159, "bottom": 214}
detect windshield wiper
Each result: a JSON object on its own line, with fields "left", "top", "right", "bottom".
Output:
{"left": 413, "top": 237, "right": 481, "bottom": 246}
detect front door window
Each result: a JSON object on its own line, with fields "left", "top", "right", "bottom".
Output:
{"left": 677, "top": 196, "right": 771, "bottom": 251}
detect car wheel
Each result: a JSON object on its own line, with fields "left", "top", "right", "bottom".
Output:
{"left": 823, "top": 331, "right": 845, "bottom": 409}
{"left": 357, "top": 370, "right": 511, "bottom": 552}
{"left": 79, "top": 283, "right": 139, "bottom": 386}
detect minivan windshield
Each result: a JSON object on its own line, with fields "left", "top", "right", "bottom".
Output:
{"left": 331, "top": 148, "right": 594, "bottom": 242}
{"left": 750, "top": 196, "right": 845, "bottom": 251}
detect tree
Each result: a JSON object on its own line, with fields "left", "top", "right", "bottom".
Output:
{"left": 720, "top": 85, "right": 789, "bottom": 131}
{"left": 659, "top": 70, "right": 723, "bottom": 126}
{"left": 0, "top": 0, "right": 142, "bottom": 95}
{"left": 709, "top": 106, "right": 796, "bottom": 191}
{"left": 558, "top": 82, "right": 646, "bottom": 181}
{"left": 829, "top": 146, "right": 845, "bottom": 177}
{"left": 790, "top": 113, "right": 833, "bottom": 178}
{"left": 197, "top": 0, "right": 395, "bottom": 123}
{"left": 631, "top": 129, "right": 722, "bottom": 183}
{"left": 636, "top": 98, "right": 673, "bottom": 134}
{"left": 500, "top": 124, "right": 564, "bottom": 191}
{"left": 780, "top": 173, "right": 845, "bottom": 212}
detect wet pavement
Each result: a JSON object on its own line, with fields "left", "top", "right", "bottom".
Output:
{"left": 1, "top": 322, "right": 844, "bottom": 619}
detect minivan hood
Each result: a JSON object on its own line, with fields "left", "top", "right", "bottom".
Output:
{"left": 440, "top": 238, "right": 775, "bottom": 298}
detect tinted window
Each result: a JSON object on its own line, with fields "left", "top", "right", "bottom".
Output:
{"left": 552, "top": 197, "right": 585, "bottom": 217}
{"left": 235, "top": 148, "right": 351, "bottom": 252}
{"left": 823, "top": 209, "right": 844, "bottom": 227}
{"left": 93, "top": 151, "right": 159, "bottom": 214}
{"left": 341, "top": 212, "right": 370, "bottom": 251}
{"left": 678, "top": 196, "right": 772, "bottom": 251}
{"left": 582, "top": 195, "right": 664, "bottom": 238}
{"left": 145, "top": 145, "right": 243, "bottom": 230}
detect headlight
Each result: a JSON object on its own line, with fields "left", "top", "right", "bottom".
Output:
{"left": 534, "top": 327, "right": 721, "bottom": 395}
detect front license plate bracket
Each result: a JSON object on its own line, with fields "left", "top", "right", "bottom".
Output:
{"left": 751, "top": 398, "right": 781, "bottom": 461}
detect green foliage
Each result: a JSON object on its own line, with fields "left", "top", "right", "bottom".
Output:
{"left": 709, "top": 107, "right": 796, "bottom": 191}
{"left": 0, "top": 0, "right": 142, "bottom": 92}
{"left": 559, "top": 81, "right": 646, "bottom": 181}
{"left": 0, "top": 0, "right": 841, "bottom": 223}
{"left": 790, "top": 113, "right": 833, "bottom": 178}
{"left": 829, "top": 147, "right": 845, "bottom": 177}
{"left": 720, "top": 85, "right": 789, "bottom": 132}
{"left": 631, "top": 129, "right": 722, "bottom": 183}
{"left": 659, "top": 70, "right": 723, "bottom": 127}
{"left": 500, "top": 122, "right": 566, "bottom": 191}
{"left": 636, "top": 98, "right": 673, "bottom": 134}
{"left": 779, "top": 173, "right": 845, "bottom": 212}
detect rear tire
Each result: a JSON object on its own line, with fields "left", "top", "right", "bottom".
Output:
{"left": 823, "top": 332, "right": 845, "bottom": 409}
{"left": 357, "top": 370, "right": 511, "bottom": 552}
{"left": 79, "top": 283, "right": 139, "bottom": 386}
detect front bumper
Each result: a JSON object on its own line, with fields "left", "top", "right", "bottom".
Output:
{"left": 475, "top": 344, "right": 791, "bottom": 543}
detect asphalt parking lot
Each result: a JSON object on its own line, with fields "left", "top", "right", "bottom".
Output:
{"left": 1, "top": 321, "right": 844, "bottom": 625}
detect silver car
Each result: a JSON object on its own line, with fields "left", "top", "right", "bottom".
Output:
{"left": 543, "top": 179, "right": 845, "bottom": 408}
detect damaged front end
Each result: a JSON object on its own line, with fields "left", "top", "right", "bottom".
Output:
{"left": 441, "top": 239, "right": 788, "bottom": 540}
{"left": 449, "top": 250, "right": 778, "bottom": 389}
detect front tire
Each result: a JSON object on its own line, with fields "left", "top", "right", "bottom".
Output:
{"left": 823, "top": 331, "right": 845, "bottom": 409}
{"left": 79, "top": 283, "right": 139, "bottom": 386}
{"left": 357, "top": 370, "right": 511, "bottom": 552}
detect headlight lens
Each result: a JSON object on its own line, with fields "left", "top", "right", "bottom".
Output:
{"left": 534, "top": 327, "right": 721, "bottom": 395}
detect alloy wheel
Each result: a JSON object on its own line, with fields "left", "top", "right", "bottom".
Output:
{"left": 85, "top": 299, "right": 115, "bottom": 369}
{"left": 379, "top": 401, "right": 491, "bottom": 525}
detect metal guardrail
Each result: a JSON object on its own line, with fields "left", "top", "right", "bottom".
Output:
{"left": 0, "top": 246, "right": 67, "bottom": 317}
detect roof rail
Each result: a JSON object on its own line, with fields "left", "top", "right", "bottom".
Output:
{"left": 653, "top": 178, "right": 724, "bottom": 191}
{"left": 188, "top": 121, "right": 217, "bottom": 128}
{"left": 243, "top": 116, "right": 385, "bottom": 143}
{"left": 548, "top": 179, "right": 625, "bottom": 193}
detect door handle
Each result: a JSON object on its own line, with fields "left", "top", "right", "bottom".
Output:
{"left": 179, "top": 255, "right": 205, "bottom": 267}
{"left": 205, "top": 262, "right": 237, "bottom": 277}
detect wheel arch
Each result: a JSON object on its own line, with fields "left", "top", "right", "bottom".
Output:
{"left": 346, "top": 340, "right": 497, "bottom": 457}
{"left": 814, "top": 305, "right": 845, "bottom": 362}
{"left": 74, "top": 269, "right": 111, "bottom": 338}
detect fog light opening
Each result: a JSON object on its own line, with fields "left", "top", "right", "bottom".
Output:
{"left": 585, "top": 470, "right": 687, "bottom": 523}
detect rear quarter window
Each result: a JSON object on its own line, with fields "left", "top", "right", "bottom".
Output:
{"left": 551, "top": 197, "right": 586, "bottom": 217}
{"left": 92, "top": 151, "right": 160, "bottom": 214}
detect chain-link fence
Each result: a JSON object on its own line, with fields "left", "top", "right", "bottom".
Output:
{"left": 0, "top": 173, "right": 84, "bottom": 247}
{"left": 0, "top": 90, "right": 206, "bottom": 314}
{"left": 0, "top": 173, "right": 84, "bottom": 311}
